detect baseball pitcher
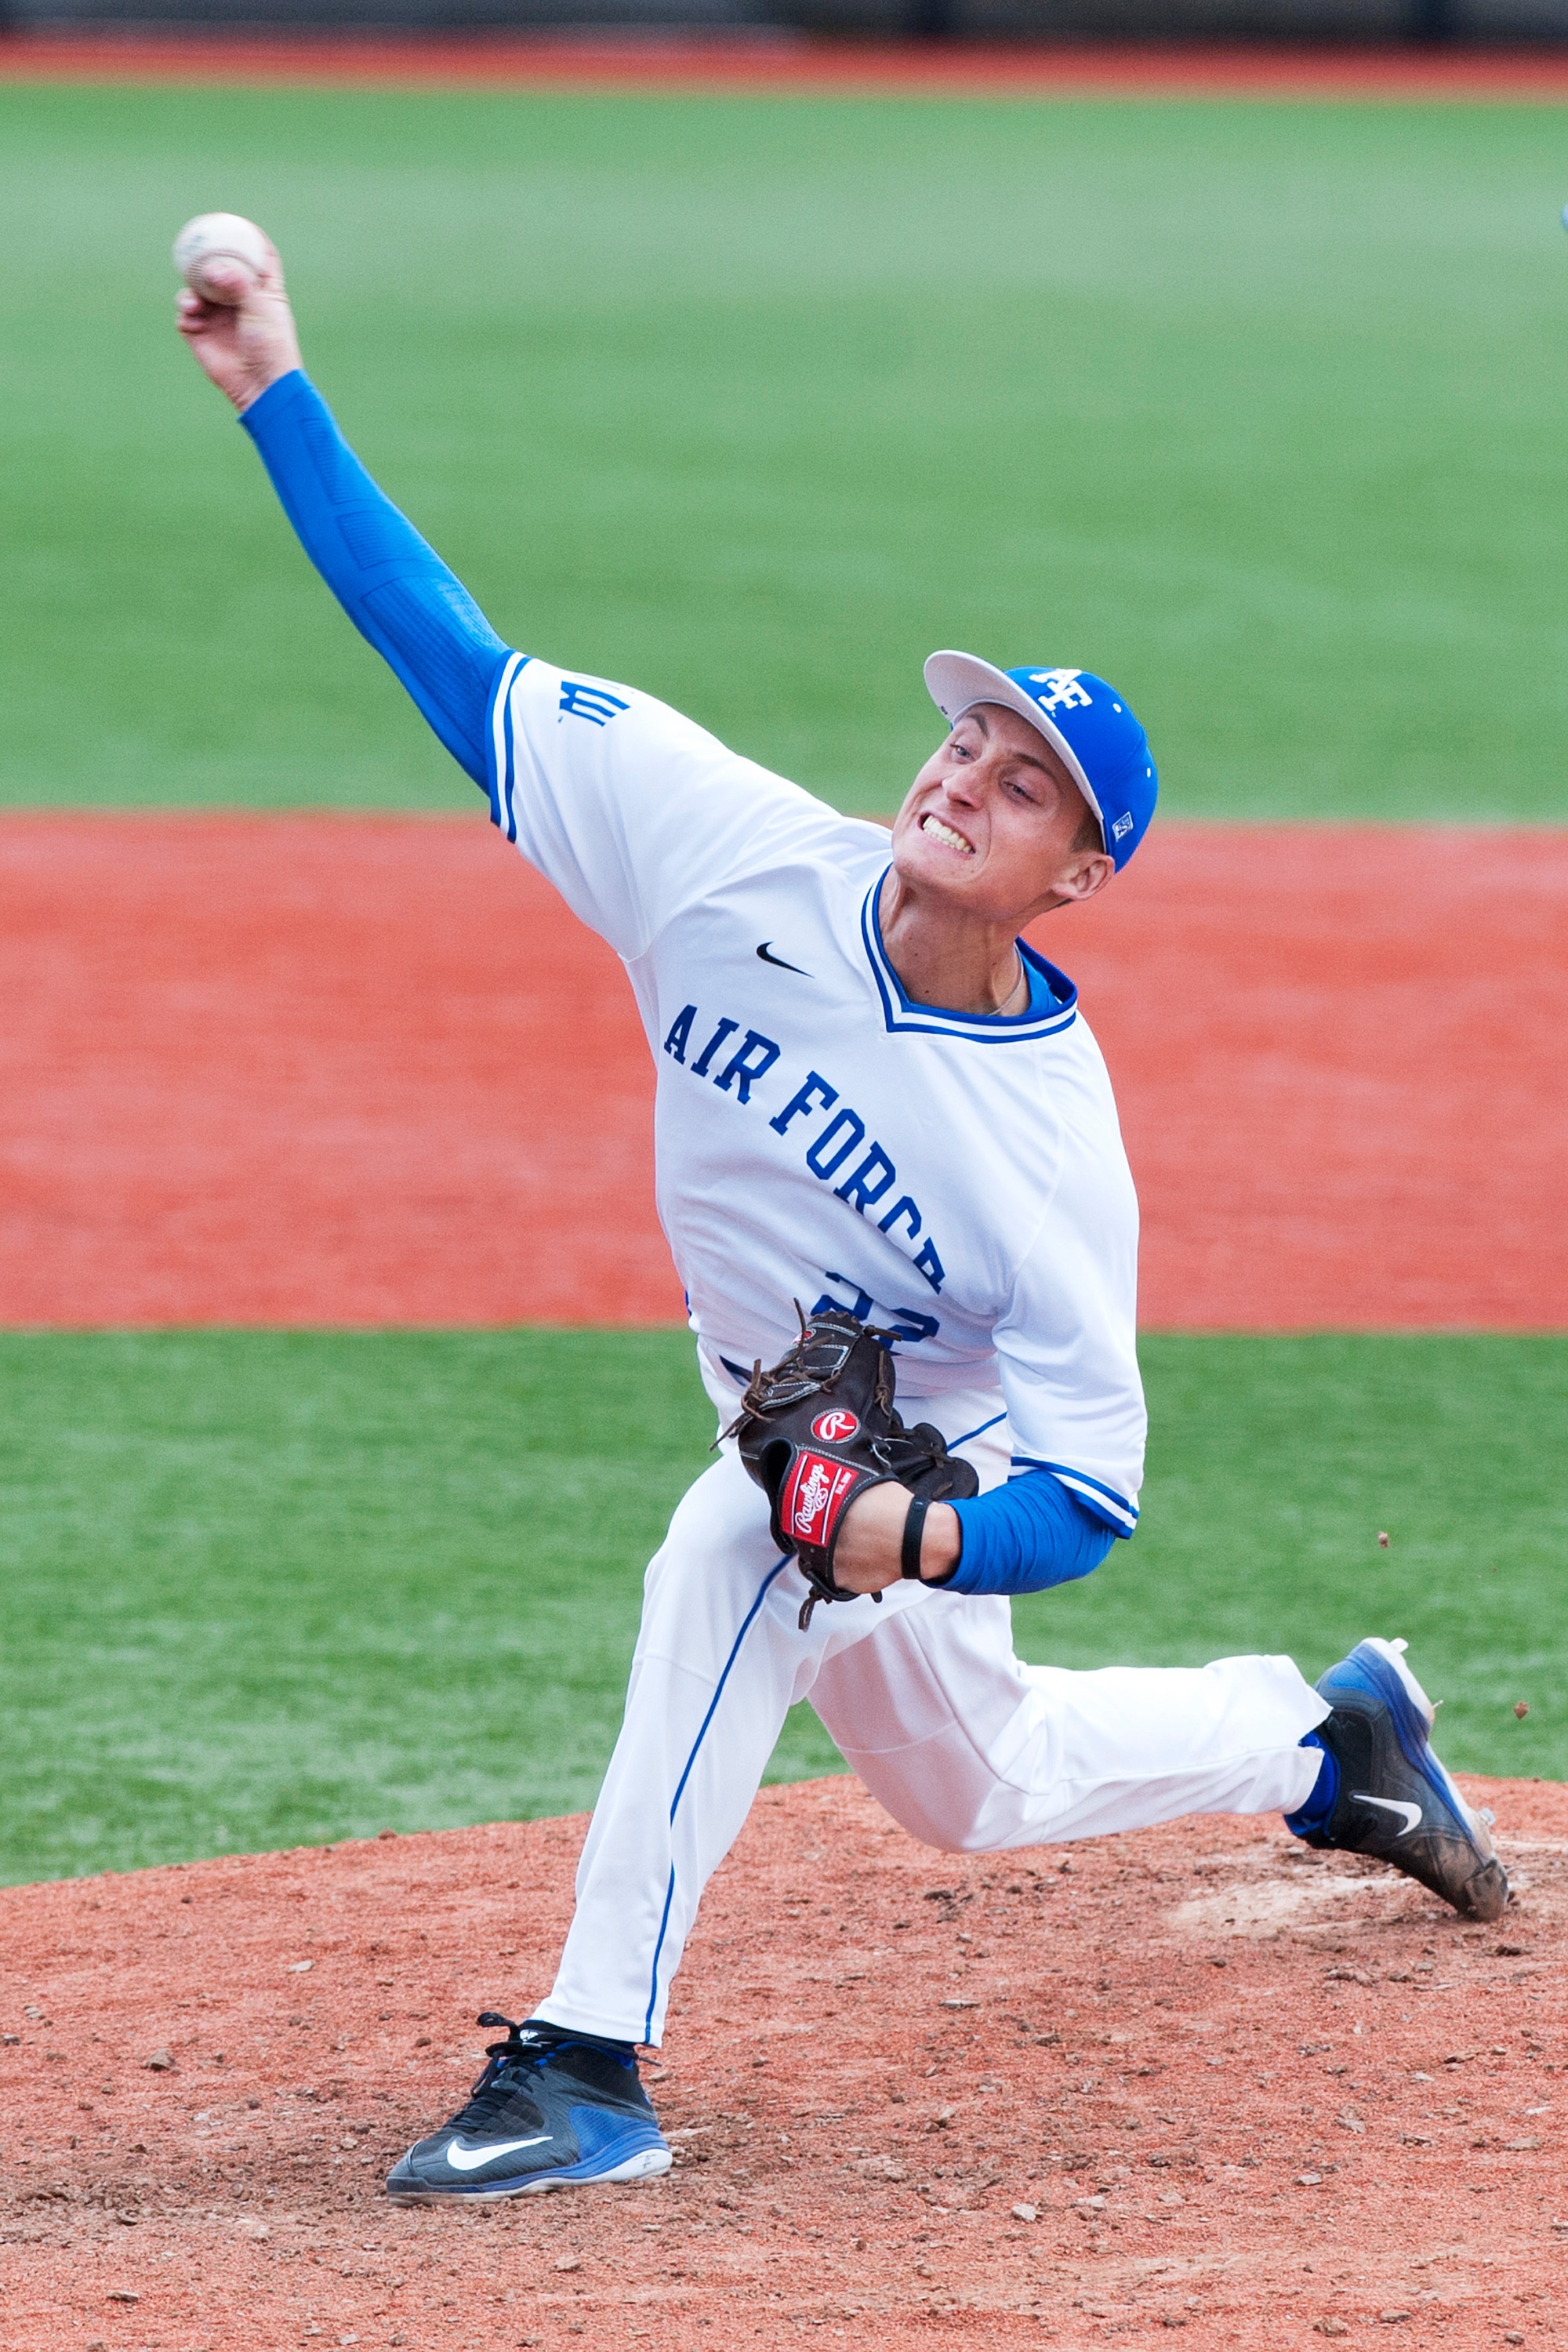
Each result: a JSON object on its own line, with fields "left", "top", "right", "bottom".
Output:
{"left": 176, "top": 233, "right": 1507, "bottom": 2205}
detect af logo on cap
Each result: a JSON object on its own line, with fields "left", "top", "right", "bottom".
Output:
{"left": 1029, "top": 669, "right": 1094, "bottom": 713}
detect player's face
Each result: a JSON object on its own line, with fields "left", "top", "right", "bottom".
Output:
{"left": 890, "top": 704, "right": 1114, "bottom": 924}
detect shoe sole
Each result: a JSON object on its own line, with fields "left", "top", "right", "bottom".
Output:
{"left": 386, "top": 2141, "right": 671, "bottom": 2204}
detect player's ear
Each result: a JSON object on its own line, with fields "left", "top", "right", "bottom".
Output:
{"left": 1052, "top": 849, "right": 1115, "bottom": 907}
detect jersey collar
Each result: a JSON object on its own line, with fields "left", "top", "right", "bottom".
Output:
{"left": 859, "top": 873, "right": 1079, "bottom": 1044}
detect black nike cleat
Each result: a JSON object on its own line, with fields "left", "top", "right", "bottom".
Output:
{"left": 1307, "top": 1638, "right": 1508, "bottom": 1922}
{"left": 385, "top": 2015, "right": 670, "bottom": 2203}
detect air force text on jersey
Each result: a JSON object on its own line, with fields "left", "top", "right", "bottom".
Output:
{"left": 488, "top": 654, "right": 1147, "bottom": 1543}
{"left": 661, "top": 1003, "right": 949, "bottom": 1305}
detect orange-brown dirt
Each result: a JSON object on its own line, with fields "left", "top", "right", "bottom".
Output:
{"left": 2, "top": 1775, "right": 1563, "bottom": 2350}
{"left": 2, "top": 815, "right": 1564, "bottom": 1330}
{"left": 10, "top": 33, "right": 1568, "bottom": 99}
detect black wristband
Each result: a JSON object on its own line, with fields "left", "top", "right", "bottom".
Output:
{"left": 901, "top": 1493, "right": 931, "bottom": 1581}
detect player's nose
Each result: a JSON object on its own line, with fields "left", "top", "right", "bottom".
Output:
{"left": 937, "top": 759, "right": 984, "bottom": 810}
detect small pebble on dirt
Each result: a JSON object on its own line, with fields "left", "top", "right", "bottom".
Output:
{"left": 143, "top": 2049, "right": 174, "bottom": 2071}
{"left": 1504, "top": 2336, "right": 1526, "bottom": 2346}
{"left": 1011, "top": 2202, "right": 1038, "bottom": 2222}
{"left": 1379, "top": 2314, "right": 1412, "bottom": 2325}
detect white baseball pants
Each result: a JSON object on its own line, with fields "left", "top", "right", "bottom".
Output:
{"left": 535, "top": 1439, "right": 1327, "bottom": 2047}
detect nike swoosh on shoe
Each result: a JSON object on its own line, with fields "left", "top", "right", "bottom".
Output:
{"left": 445, "top": 2134, "right": 551, "bottom": 2171}
{"left": 1352, "top": 1793, "right": 1423, "bottom": 1836}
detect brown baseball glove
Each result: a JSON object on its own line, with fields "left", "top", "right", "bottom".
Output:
{"left": 724, "top": 1306, "right": 978, "bottom": 1628}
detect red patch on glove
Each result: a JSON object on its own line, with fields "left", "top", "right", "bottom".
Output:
{"left": 781, "top": 1451, "right": 859, "bottom": 1548}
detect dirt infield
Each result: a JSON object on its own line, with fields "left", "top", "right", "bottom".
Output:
{"left": 9, "top": 32, "right": 1568, "bottom": 100}
{"left": 2, "top": 815, "right": 1563, "bottom": 1330}
{"left": 0, "top": 1773, "right": 1561, "bottom": 2347}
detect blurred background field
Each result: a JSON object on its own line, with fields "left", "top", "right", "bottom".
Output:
{"left": 0, "top": 1328, "right": 1560, "bottom": 1886}
{"left": 1, "top": 76, "right": 1563, "bottom": 1883}
{"left": 5, "top": 82, "right": 1568, "bottom": 818}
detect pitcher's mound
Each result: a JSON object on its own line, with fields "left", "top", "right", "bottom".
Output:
{"left": 2, "top": 1775, "right": 1562, "bottom": 2347}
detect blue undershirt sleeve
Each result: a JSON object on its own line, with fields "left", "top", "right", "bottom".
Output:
{"left": 239, "top": 369, "right": 510, "bottom": 791}
{"left": 942, "top": 1470, "right": 1118, "bottom": 1598}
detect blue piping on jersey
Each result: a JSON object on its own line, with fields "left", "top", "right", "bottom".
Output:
{"left": 859, "top": 873, "right": 1078, "bottom": 1044}
{"left": 948, "top": 1410, "right": 1007, "bottom": 1451}
{"left": 1011, "top": 1454, "right": 1139, "bottom": 1535}
{"left": 643, "top": 1555, "right": 791, "bottom": 2044}
{"left": 488, "top": 652, "right": 529, "bottom": 844}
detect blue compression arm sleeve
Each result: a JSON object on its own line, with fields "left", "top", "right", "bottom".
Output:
{"left": 239, "top": 370, "right": 509, "bottom": 789}
{"left": 942, "top": 1471, "right": 1117, "bottom": 1598}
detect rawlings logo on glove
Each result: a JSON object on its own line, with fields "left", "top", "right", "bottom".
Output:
{"left": 781, "top": 1451, "right": 859, "bottom": 1548}
{"left": 811, "top": 1409, "right": 860, "bottom": 1444}
{"left": 725, "top": 1305, "right": 979, "bottom": 1628}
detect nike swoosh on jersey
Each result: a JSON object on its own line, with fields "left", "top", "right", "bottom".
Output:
{"left": 756, "top": 942, "right": 810, "bottom": 975}
{"left": 1352, "top": 1794, "right": 1423, "bottom": 1836}
{"left": 444, "top": 2133, "right": 552, "bottom": 2171}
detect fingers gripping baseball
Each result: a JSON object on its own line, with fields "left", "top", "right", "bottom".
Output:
{"left": 174, "top": 216, "right": 303, "bottom": 415}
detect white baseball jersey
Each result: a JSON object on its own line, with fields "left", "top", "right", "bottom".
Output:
{"left": 487, "top": 653, "right": 1146, "bottom": 1537}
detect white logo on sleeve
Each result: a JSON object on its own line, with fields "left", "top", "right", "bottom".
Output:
{"left": 1029, "top": 670, "right": 1093, "bottom": 713}
{"left": 445, "top": 2134, "right": 551, "bottom": 2170}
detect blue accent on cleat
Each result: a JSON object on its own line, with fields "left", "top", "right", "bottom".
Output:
{"left": 385, "top": 2016, "right": 671, "bottom": 2203}
{"left": 1305, "top": 1638, "right": 1508, "bottom": 1922}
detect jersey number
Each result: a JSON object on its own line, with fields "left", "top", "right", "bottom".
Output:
{"left": 811, "top": 1276, "right": 939, "bottom": 1348}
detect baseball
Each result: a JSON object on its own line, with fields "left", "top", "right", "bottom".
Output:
{"left": 173, "top": 212, "right": 270, "bottom": 303}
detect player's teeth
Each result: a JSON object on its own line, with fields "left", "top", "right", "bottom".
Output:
{"left": 921, "top": 815, "right": 974, "bottom": 855}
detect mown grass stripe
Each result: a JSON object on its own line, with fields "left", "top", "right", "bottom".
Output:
{"left": 0, "top": 1329, "right": 1558, "bottom": 1886}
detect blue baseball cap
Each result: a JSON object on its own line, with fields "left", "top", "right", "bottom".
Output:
{"left": 924, "top": 651, "right": 1157, "bottom": 872}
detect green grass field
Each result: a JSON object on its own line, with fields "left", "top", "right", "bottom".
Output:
{"left": 4, "top": 85, "right": 1568, "bottom": 818}
{"left": 1, "top": 1328, "right": 1559, "bottom": 1886}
